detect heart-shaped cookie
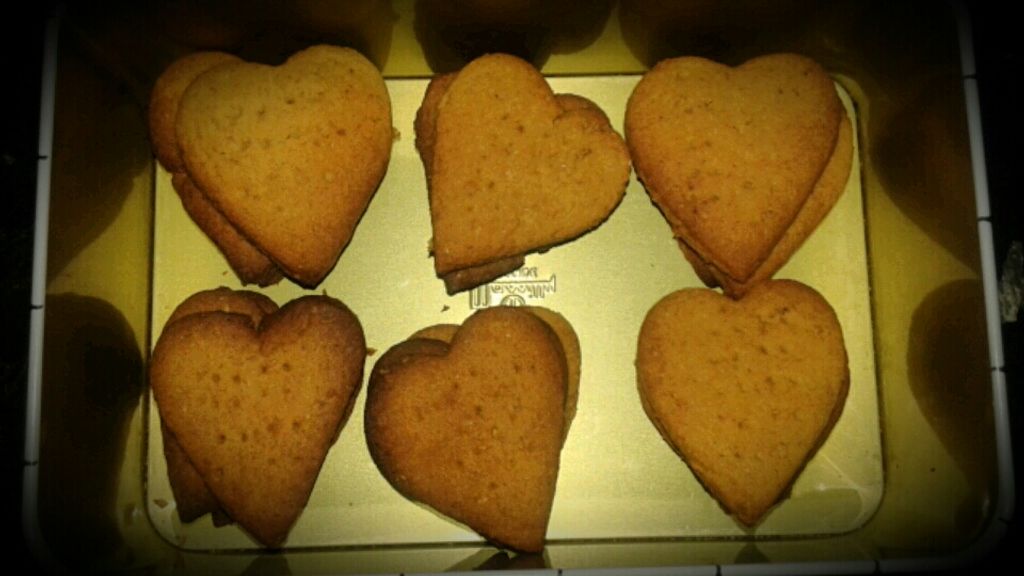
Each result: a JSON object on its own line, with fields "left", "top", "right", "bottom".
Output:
{"left": 416, "top": 53, "right": 631, "bottom": 293}
{"left": 636, "top": 280, "right": 849, "bottom": 525}
{"left": 150, "top": 291, "right": 366, "bottom": 547}
{"left": 176, "top": 45, "right": 393, "bottom": 287}
{"left": 365, "top": 307, "right": 572, "bottom": 552}
{"left": 625, "top": 53, "right": 843, "bottom": 284}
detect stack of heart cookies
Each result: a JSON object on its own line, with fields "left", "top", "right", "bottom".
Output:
{"left": 625, "top": 53, "right": 854, "bottom": 298}
{"left": 414, "top": 53, "right": 632, "bottom": 294}
{"left": 365, "top": 306, "right": 580, "bottom": 552}
{"left": 149, "top": 288, "right": 367, "bottom": 547}
{"left": 148, "top": 45, "right": 393, "bottom": 287}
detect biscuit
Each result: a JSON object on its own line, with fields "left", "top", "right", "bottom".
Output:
{"left": 176, "top": 45, "right": 393, "bottom": 287}
{"left": 150, "top": 290, "right": 366, "bottom": 547}
{"left": 636, "top": 280, "right": 849, "bottom": 526}
{"left": 158, "top": 288, "right": 278, "bottom": 525}
{"left": 365, "top": 307, "right": 574, "bottom": 552}
{"left": 681, "top": 115, "right": 854, "bottom": 297}
{"left": 415, "top": 53, "right": 630, "bottom": 293}
{"left": 149, "top": 52, "right": 283, "bottom": 286}
{"left": 626, "top": 53, "right": 843, "bottom": 285}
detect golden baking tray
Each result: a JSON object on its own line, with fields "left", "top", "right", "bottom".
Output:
{"left": 25, "top": 1, "right": 1009, "bottom": 574}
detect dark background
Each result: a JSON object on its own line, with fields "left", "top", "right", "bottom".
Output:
{"left": 1, "top": 2, "right": 1019, "bottom": 574}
